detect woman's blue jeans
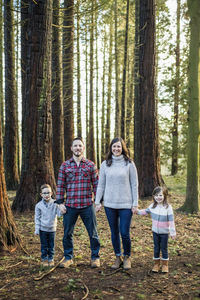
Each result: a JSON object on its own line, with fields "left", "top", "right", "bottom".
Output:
{"left": 153, "top": 232, "right": 168, "bottom": 260}
{"left": 39, "top": 230, "right": 55, "bottom": 261}
{"left": 104, "top": 207, "right": 132, "bottom": 257}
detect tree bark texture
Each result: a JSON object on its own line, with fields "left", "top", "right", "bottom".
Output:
{"left": 0, "top": 0, "right": 4, "bottom": 136}
{"left": 63, "top": 0, "right": 74, "bottom": 159}
{"left": 171, "top": 0, "right": 180, "bottom": 175}
{"left": 0, "top": 117, "right": 20, "bottom": 252}
{"left": 134, "top": 0, "right": 162, "bottom": 197}
{"left": 121, "top": 0, "right": 129, "bottom": 140}
{"left": 105, "top": 20, "right": 113, "bottom": 153}
{"left": 88, "top": 0, "right": 96, "bottom": 163}
{"left": 52, "top": 0, "right": 64, "bottom": 180}
{"left": 182, "top": 0, "right": 200, "bottom": 212}
{"left": 4, "top": 0, "right": 19, "bottom": 189}
{"left": 12, "top": 0, "right": 55, "bottom": 212}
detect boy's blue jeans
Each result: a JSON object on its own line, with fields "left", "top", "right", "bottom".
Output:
{"left": 104, "top": 207, "right": 132, "bottom": 257}
{"left": 39, "top": 230, "right": 56, "bottom": 261}
{"left": 63, "top": 205, "right": 100, "bottom": 260}
{"left": 153, "top": 232, "right": 168, "bottom": 260}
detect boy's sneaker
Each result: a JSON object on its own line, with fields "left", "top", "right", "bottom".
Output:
{"left": 48, "top": 260, "right": 55, "bottom": 267}
{"left": 59, "top": 259, "right": 73, "bottom": 268}
{"left": 41, "top": 260, "right": 49, "bottom": 267}
{"left": 91, "top": 258, "right": 100, "bottom": 268}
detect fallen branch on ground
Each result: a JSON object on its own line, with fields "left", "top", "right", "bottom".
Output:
{"left": 33, "top": 257, "right": 64, "bottom": 281}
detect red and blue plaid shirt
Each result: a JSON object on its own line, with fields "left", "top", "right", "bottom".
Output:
{"left": 56, "top": 157, "right": 99, "bottom": 208}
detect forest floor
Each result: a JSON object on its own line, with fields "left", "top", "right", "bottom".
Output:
{"left": 1, "top": 176, "right": 200, "bottom": 300}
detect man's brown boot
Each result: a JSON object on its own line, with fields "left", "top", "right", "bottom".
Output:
{"left": 111, "top": 256, "right": 123, "bottom": 269}
{"left": 59, "top": 258, "right": 73, "bottom": 268}
{"left": 91, "top": 258, "right": 100, "bottom": 268}
{"left": 123, "top": 256, "right": 131, "bottom": 270}
{"left": 162, "top": 260, "right": 169, "bottom": 273}
{"left": 152, "top": 259, "right": 160, "bottom": 272}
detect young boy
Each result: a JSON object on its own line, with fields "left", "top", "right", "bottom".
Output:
{"left": 35, "top": 184, "right": 62, "bottom": 267}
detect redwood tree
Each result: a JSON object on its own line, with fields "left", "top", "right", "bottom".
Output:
{"left": 0, "top": 116, "right": 20, "bottom": 252}
{"left": 12, "top": 0, "right": 55, "bottom": 212}
{"left": 63, "top": 0, "right": 74, "bottom": 159}
{"left": 134, "top": 0, "right": 162, "bottom": 197}
{"left": 181, "top": 0, "right": 200, "bottom": 212}
{"left": 52, "top": 0, "right": 64, "bottom": 179}
{"left": 4, "top": 0, "right": 19, "bottom": 189}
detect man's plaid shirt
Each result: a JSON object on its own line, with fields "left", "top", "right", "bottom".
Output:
{"left": 56, "top": 157, "right": 99, "bottom": 208}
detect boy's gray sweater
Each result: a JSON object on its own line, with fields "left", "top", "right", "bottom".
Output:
{"left": 95, "top": 155, "right": 138, "bottom": 209}
{"left": 35, "top": 199, "right": 62, "bottom": 234}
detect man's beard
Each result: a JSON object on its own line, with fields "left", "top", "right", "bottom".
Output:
{"left": 73, "top": 151, "right": 82, "bottom": 157}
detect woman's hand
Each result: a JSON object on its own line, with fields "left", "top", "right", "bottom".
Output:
{"left": 170, "top": 235, "right": 176, "bottom": 240}
{"left": 132, "top": 207, "right": 138, "bottom": 214}
{"left": 95, "top": 204, "right": 102, "bottom": 212}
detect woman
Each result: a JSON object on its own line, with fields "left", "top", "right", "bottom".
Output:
{"left": 95, "top": 137, "right": 138, "bottom": 270}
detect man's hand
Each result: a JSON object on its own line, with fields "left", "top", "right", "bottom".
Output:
{"left": 95, "top": 204, "right": 102, "bottom": 212}
{"left": 59, "top": 204, "right": 67, "bottom": 214}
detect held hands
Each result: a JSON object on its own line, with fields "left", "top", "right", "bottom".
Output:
{"left": 132, "top": 207, "right": 138, "bottom": 214}
{"left": 95, "top": 204, "right": 102, "bottom": 212}
{"left": 59, "top": 204, "right": 67, "bottom": 214}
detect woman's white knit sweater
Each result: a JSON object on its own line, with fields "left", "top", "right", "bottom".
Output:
{"left": 95, "top": 155, "right": 138, "bottom": 209}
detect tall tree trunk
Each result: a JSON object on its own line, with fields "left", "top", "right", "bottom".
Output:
{"left": 88, "top": 0, "right": 96, "bottom": 163}
{"left": 134, "top": 0, "right": 140, "bottom": 162}
{"left": 134, "top": 0, "right": 162, "bottom": 197}
{"left": 171, "top": 0, "right": 180, "bottom": 175}
{"left": 126, "top": 46, "right": 134, "bottom": 148}
{"left": 95, "top": 1, "right": 100, "bottom": 168}
{"left": 21, "top": 0, "right": 29, "bottom": 172}
{"left": 85, "top": 24, "right": 89, "bottom": 157}
{"left": 0, "top": 0, "right": 3, "bottom": 136}
{"left": 105, "top": 19, "right": 113, "bottom": 152}
{"left": 114, "top": 0, "right": 120, "bottom": 137}
{"left": 76, "top": 0, "right": 82, "bottom": 137}
{"left": 12, "top": 0, "right": 55, "bottom": 212}
{"left": 121, "top": 0, "right": 130, "bottom": 140}
{"left": 181, "top": 0, "right": 200, "bottom": 212}
{"left": 0, "top": 116, "right": 20, "bottom": 253}
{"left": 4, "top": 0, "right": 19, "bottom": 189}
{"left": 63, "top": 0, "right": 74, "bottom": 159}
{"left": 101, "top": 29, "right": 107, "bottom": 162}
{"left": 52, "top": 0, "right": 64, "bottom": 180}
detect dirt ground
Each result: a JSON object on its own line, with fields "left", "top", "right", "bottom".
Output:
{"left": 0, "top": 192, "right": 200, "bottom": 300}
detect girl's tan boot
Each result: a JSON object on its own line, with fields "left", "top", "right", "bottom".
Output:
{"left": 152, "top": 259, "right": 160, "bottom": 272}
{"left": 161, "top": 260, "right": 169, "bottom": 273}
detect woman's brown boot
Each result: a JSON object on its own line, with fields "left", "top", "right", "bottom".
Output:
{"left": 152, "top": 259, "right": 160, "bottom": 272}
{"left": 111, "top": 256, "right": 123, "bottom": 269}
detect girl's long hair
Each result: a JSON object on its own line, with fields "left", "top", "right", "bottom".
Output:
{"left": 106, "top": 137, "right": 131, "bottom": 167}
{"left": 152, "top": 186, "right": 168, "bottom": 208}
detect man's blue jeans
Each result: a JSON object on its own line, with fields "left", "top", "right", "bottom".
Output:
{"left": 63, "top": 205, "right": 100, "bottom": 260}
{"left": 104, "top": 207, "right": 132, "bottom": 257}
{"left": 39, "top": 230, "right": 55, "bottom": 261}
{"left": 153, "top": 232, "right": 169, "bottom": 260}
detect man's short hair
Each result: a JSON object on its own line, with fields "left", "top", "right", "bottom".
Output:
{"left": 72, "top": 137, "right": 84, "bottom": 146}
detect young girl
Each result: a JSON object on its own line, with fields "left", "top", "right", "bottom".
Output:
{"left": 35, "top": 184, "right": 62, "bottom": 267}
{"left": 136, "top": 186, "right": 176, "bottom": 273}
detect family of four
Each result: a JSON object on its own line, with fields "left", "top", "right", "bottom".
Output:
{"left": 35, "top": 137, "right": 176, "bottom": 273}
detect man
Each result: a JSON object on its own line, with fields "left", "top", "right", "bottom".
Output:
{"left": 56, "top": 137, "right": 100, "bottom": 268}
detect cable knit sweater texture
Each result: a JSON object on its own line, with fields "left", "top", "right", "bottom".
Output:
{"left": 95, "top": 155, "right": 138, "bottom": 209}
